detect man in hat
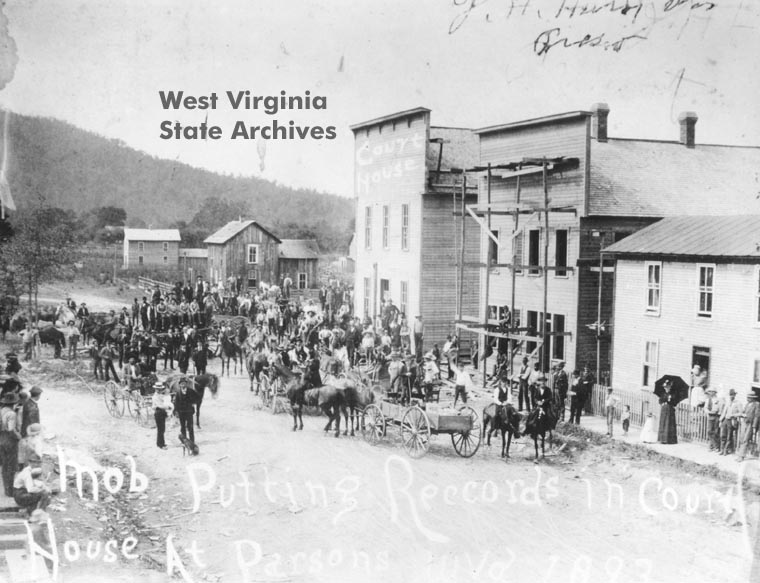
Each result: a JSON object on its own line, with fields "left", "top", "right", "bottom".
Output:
{"left": 13, "top": 453, "right": 50, "bottom": 515}
{"left": 421, "top": 352, "right": 439, "bottom": 402}
{"left": 99, "top": 341, "right": 120, "bottom": 383}
{"left": 518, "top": 357, "right": 531, "bottom": 412}
{"left": 21, "top": 386, "right": 42, "bottom": 438}
{"left": 451, "top": 363, "right": 470, "bottom": 408}
{"left": 193, "top": 342, "right": 208, "bottom": 375}
{"left": 66, "top": 321, "right": 80, "bottom": 361}
{"left": 0, "top": 392, "right": 21, "bottom": 496}
{"left": 76, "top": 302, "right": 89, "bottom": 321}
{"left": 173, "top": 377, "right": 196, "bottom": 444}
{"left": 737, "top": 392, "right": 760, "bottom": 461}
{"left": 719, "top": 389, "right": 743, "bottom": 455}
{"left": 553, "top": 361, "right": 569, "bottom": 421}
{"left": 152, "top": 382, "right": 173, "bottom": 449}
{"left": 703, "top": 387, "right": 721, "bottom": 451}
{"left": 387, "top": 351, "right": 405, "bottom": 396}
{"left": 535, "top": 375, "right": 553, "bottom": 419}
{"left": 413, "top": 315, "right": 424, "bottom": 359}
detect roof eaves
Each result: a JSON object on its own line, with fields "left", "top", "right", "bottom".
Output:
{"left": 350, "top": 107, "right": 431, "bottom": 132}
{"left": 475, "top": 111, "right": 591, "bottom": 135}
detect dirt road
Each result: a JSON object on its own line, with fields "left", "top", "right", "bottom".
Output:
{"left": 23, "top": 356, "right": 753, "bottom": 583}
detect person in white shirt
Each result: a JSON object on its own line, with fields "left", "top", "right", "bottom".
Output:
{"left": 152, "top": 382, "right": 173, "bottom": 449}
{"left": 13, "top": 453, "right": 50, "bottom": 514}
{"left": 422, "top": 353, "right": 440, "bottom": 401}
{"left": 451, "top": 363, "right": 470, "bottom": 407}
{"left": 605, "top": 387, "right": 619, "bottom": 437}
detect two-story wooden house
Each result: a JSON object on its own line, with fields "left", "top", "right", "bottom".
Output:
{"left": 604, "top": 215, "right": 760, "bottom": 399}
{"left": 459, "top": 104, "right": 760, "bottom": 380}
{"left": 351, "top": 107, "right": 480, "bottom": 352}
{"left": 204, "top": 220, "right": 281, "bottom": 290}
{"left": 122, "top": 228, "right": 181, "bottom": 269}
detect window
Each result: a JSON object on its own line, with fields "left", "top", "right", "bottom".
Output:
{"left": 755, "top": 267, "right": 760, "bottom": 324}
{"left": 642, "top": 341, "right": 658, "bottom": 387}
{"left": 162, "top": 242, "right": 168, "bottom": 252}
{"left": 526, "top": 310, "right": 538, "bottom": 354}
{"left": 137, "top": 242, "right": 144, "bottom": 252}
{"left": 247, "top": 269, "right": 258, "bottom": 289}
{"left": 697, "top": 265, "right": 714, "bottom": 317}
{"left": 514, "top": 231, "right": 524, "bottom": 275}
{"left": 528, "top": 229, "right": 540, "bottom": 275}
{"left": 752, "top": 357, "right": 760, "bottom": 391}
{"left": 401, "top": 204, "right": 409, "bottom": 250}
{"left": 138, "top": 256, "right": 144, "bottom": 265}
{"left": 247, "top": 244, "right": 259, "bottom": 264}
{"left": 400, "top": 281, "right": 408, "bottom": 315}
{"left": 163, "top": 256, "right": 168, "bottom": 264}
{"left": 363, "top": 277, "right": 371, "bottom": 317}
{"left": 365, "top": 206, "right": 372, "bottom": 249}
{"left": 552, "top": 314, "right": 565, "bottom": 360}
{"left": 555, "top": 229, "right": 568, "bottom": 277}
{"left": 489, "top": 231, "right": 499, "bottom": 265}
{"left": 298, "top": 273, "right": 307, "bottom": 289}
{"left": 382, "top": 205, "right": 389, "bottom": 249}
{"left": 646, "top": 262, "right": 661, "bottom": 314}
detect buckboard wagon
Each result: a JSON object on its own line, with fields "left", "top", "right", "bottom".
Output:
{"left": 361, "top": 400, "right": 482, "bottom": 458}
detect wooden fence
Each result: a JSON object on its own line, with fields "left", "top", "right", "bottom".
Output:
{"left": 586, "top": 384, "right": 710, "bottom": 444}
{"left": 137, "top": 276, "right": 173, "bottom": 295}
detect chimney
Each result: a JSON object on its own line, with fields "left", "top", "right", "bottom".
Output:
{"left": 590, "top": 103, "right": 610, "bottom": 142}
{"left": 678, "top": 111, "right": 698, "bottom": 148}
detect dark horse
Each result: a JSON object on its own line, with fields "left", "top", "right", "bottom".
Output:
{"left": 167, "top": 373, "right": 220, "bottom": 429}
{"left": 524, "top": 401, "right": 559, "bottom": 462}
{"left": 275, "top": 363, "right": 345, "bottom": 437}
{"left": 336, "top": 373, "right": 380, "bottom": 436}
{"left": 245, "top": 350, "right": 269, "bottom": 392}
{"left": 482, "top": 403, "right": 522, "bottom": 459}
{"left": 218, "top": 333, "right": 241, "bottom": 376}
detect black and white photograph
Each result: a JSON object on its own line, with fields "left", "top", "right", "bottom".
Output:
{"left": 0, "top": 1, "right": 758, "bottom": 582}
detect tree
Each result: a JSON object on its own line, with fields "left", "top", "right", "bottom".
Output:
{"left": 1, "top": 203, "right": 79, "bottom": 327}
{"left": 189, "top": 197, "right": 250, "bottom": 232}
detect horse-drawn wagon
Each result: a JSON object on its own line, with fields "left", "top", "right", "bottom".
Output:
{"left": 103, "top": 374, "right": 158, "bottom": 426}
{"left": 361, "top": 398, "right": 482, "bottom": 459}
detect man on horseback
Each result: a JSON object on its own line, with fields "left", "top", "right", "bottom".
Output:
{"left": 533, "top": 375, "right": 553, "bottom": 420}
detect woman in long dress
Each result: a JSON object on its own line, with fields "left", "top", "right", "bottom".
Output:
{"left": 657, "top": 380, "right": 678, "bottom": 444}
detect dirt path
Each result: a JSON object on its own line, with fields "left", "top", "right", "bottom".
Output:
{"left": 21, "top": 356, "right": 753, "bottom": 583}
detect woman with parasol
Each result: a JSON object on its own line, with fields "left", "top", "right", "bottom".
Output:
{"left": 654, "top": 376, "right": 689, "bottom": 444}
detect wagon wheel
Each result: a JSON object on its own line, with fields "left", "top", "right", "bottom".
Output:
{"left": 361, "top": 404, "right": 385, "bottom": 445}
{"left": 134, "top": 398, "right": 152, "bottom": 427}
{"left": 451, "top": 406, "right": 482, "bottom": 458}
{"left": 400, "top": 406, "right": 431, "bottom": 459}
{"left": 103, "top": 381, "right": 124, "bottom": 418}
{"left": 127, "top": 390, "right": 143, "bottom": 420}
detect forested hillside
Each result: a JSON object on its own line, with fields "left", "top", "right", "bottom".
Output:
{"left": 4, "top": 113, "right": 354, "bottom": 252}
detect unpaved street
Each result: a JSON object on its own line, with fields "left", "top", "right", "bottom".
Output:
{"left": 22, "top": 356, "right": 754, "bottom": 583}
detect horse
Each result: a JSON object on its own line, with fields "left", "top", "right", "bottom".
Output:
{"left": 275, "top": 363, "right": 345, "bottom": 437}
{"left": 37, "top": 325, "right": 66, "bottom": 359}
{"left": 482, "top": 403, "right": 522, "bottom": 459}
{"left": 524, "top": 400, "right": 560, "bottom": 462}
{"left": 335, "top": 379, "right": 380, "bottom": 436}
{"left": 218, "top": 333, "right": 241, "bottom": 376}
{"left": 166, "top": 373, "right": 220, "bottom": 429}
{"left": 245, "top": 350, "right": 269, "bottom": 392}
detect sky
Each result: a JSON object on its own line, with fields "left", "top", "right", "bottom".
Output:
{"left": 0, "top": 0, "right": 757, "bottom": 198}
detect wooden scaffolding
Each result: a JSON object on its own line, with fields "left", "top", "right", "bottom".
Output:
{"left": 453, "top": 156, "right": 580, "bottom": 386}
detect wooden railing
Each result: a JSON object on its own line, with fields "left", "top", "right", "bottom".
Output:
{"left": 137, "top": 276, "right": 173, "bottom": 295}
{"left": 586, "top": 383, "right": 710, "bottom": 444}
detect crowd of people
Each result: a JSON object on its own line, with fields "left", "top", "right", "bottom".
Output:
{"left": 0, "top": 352, "right": 49, "bottom": 515}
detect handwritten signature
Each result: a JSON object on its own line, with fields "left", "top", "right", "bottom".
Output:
{"left": 449, "top": 0, "right": 718, "bottom": 37}
{"left": 533, "top": 26, "right": 649, "bottom": 56}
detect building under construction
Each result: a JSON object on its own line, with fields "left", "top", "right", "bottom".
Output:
{"left": 453, "top": 103, "right": 752, "bottom": 383}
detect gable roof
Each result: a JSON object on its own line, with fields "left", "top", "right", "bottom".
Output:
{"left": 603, "top": 215, "right": 760, "bottom": 259}
{"left": 590, "top": 139, "right": 760, "bottom": 216}
{"left": 204, "top": 220, "right": 281, "bottom": 245}
{"left": 279, "top": 239, "right": 320, "bottom": 259}
{"left": 123, "top": 228, "right": 180, "bottom": 242}
{"left": 350, "top": 107, "right": 430, "bottom": 132}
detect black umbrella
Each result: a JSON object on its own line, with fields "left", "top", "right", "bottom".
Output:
{"left": 654, "top": 375, "right": 690, "bottom": 405}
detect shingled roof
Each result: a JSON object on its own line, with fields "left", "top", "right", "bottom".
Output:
{"left": 279, "top": 239, "right": 320, "bottom": 259}
{"left": 603, "top": 215, "right": 760, "bottom": 260}
{"left": 589, "top": 139, "right": 760, "bottom": 217}
{"left": 204, "top": 220, "right": 281, "bottom": 245}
